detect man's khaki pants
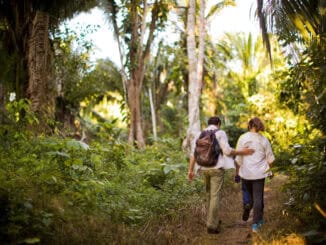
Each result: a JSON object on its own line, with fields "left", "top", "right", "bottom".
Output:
{"left": 202, "top": 168, "right": 225, "bottom": 230}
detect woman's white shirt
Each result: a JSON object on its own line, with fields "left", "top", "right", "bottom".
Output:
{"left": 235, "top": 132, "right": 274, "bottom": 180}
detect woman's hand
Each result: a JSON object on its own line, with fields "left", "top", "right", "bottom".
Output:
{"left": 234, "top": 175, "right": 241, "bottom": 183}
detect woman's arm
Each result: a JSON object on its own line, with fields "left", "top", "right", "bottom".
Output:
{"left": 265, "top": 138, "right": 275, "bottom": 165}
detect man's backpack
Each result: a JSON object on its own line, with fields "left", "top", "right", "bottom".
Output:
{"left": 194, "top": 129, "right": 222, "bottom": 167}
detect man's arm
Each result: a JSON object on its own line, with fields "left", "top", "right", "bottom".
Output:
{"left": 230, "top": 147, "right": 254, "bottom": 156}
{"left": 217, "top": 131, "right": 254, "bottom": 156}
{"left": 231, "top": 134, "right": 254, "bottom": 156}
{"left": 188, "top": 156, "right": 195, "bottom": 182}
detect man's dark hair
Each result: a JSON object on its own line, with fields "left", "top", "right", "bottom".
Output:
{"left": 208, "top": 116, "right": 221, "bottom": 126}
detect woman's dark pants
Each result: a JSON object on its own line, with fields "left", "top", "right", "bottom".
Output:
{"left": 242, "top": 178, "right": 265, "bottom": 224}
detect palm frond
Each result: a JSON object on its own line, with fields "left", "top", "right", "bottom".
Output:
{"left": 256, "top": 0, "right": 272, "bottom": 65}
{"left": 206, "top": 0, "right": 236, "bottom": 20}
{"left": 99, "top": 0, "right": 119, "bottom": 35}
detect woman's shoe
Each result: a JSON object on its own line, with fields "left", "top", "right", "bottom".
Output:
{"left": 252, "top": 223, "right": 259, "bottom": 233}
{"left": 252, "top": 220, "right": 264, "bottom": 233}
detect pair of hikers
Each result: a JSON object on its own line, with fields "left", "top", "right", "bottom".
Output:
{"left": 188, "top": 116, "right": 274, "bottom": 234}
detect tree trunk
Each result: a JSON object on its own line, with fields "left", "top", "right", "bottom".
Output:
{"left": 127, "top": 77, "right": 145, "bottom": 147}
{"left": 148, "top": 86, "right": 157, "bottom": 141}
{"left": 126, "top": 0, "right": 161, "bottom": 148}
{"left": 126, "top": 1, "right": 145, "bottom": 148}
{"left": 27, "top": 11, "right": 54, "bottom": 120}
{"left": 183, "top": 0, "right": 203, "bottom": 155}
{"left": 197, "top": 0, "right": 205, "bottom": 87}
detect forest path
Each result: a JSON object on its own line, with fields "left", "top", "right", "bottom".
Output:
{"left": 196, "top": 174, "right": 289, "bottom": 245}
{"left": 141, "top": 173, "right": 302, "bottom": 244}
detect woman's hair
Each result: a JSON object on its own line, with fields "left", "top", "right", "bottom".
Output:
{"left": 208, "top": 116, "right": 221, "bottom": 126}
{"left": 248, "top": 117, "right": 265, "bottom": 132}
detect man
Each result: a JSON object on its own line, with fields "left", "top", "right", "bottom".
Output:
{"left": 188, "top": 116, "right": 254, "bottom": 234}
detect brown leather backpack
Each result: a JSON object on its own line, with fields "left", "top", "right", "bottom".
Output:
{"left": 194, "top": 129, "right": 222, "bottom": 167}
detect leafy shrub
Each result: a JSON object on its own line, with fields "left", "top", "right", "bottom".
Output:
{"left": 282, "top": 136, "right": 326, "bottom": 229}
{"left": 0, "top": 117, "right": 200, "bottom": 243}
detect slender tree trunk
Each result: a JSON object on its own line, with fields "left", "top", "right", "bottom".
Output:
{"left": 148, "top": 86, "right": 157, "bottom": 141}
{"left": 106, "top": 0, "right": 129, "bottom": 105}
{"left": 27, "top": 11, "right": 54, "bottom": 119}
{"left": 197, "top": 0, "right": 205, "bottom": 86}
{"left": 127, "top": 83, "right": 136, "bottom": 144}
{"left": 115, "top": 18, "right": 128, "bottom": 105}
{"left": 183, "top": 0, "right": 204, "bottom": 154}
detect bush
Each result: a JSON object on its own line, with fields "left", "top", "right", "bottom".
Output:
{"left": 282, "top": 136, "right": 326, "bottom": 230}
{"left": 0, "top": 122, "right": 200, "bottom": 243}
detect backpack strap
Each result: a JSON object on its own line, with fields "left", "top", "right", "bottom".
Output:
{"left": 209, "top": 129, "right": 223, "bottom": 156}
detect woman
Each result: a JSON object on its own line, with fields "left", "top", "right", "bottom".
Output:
{"left": 235, "top": 117, "right": 275, "bottom": 233}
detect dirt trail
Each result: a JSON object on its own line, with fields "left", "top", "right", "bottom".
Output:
{"left": 197, "top": 174, "right": 294, "bottom": 245}
{"left": 141, "top": 174, "right": 295, "bottom": 244}
{"left": 193, "top": 174, "right": 290, "bottom": 245}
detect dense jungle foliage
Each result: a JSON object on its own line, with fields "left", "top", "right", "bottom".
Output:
{"left": 0, "top": 103, "right": 202, "bottom": 243}
{"left": 0, "top": 0, "right": 325, "bottom": 243}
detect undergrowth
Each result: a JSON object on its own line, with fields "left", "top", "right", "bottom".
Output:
{"left": 0, "top": 125, "right": 202, "bottom": 244}
{"left": 0, "top": 99, "right": 325, "bottom": 244}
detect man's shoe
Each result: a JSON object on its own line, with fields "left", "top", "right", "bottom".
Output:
{"left": 207, "top": 228, "right": 220, "bottom": 234}
{"left": 242, "top": 204, "right": 251, "bottom": 221}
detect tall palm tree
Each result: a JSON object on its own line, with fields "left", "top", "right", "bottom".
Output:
{"left": 204, "top": 32, "right": 276, "bottom": 124}
{"left": 221, "top": 33, "right": 268, "bottom": 97}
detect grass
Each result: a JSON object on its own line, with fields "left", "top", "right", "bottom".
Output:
{"left": 128, "top": 172, "right": 308, "bottom": 244}
{"left": 2, "top": 165, "right": 310, "bottom": 244}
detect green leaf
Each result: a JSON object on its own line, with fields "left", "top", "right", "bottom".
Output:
{"left": 47, "top": 151, "right": 70, "bottom": 158}
{"left": 162, "top": 164, "right": 183, "bottom": 174}
{"left": 24, "top": 237, "right": 40, "bottom": 244}
{"left": 24, "top": 201, "right": 33, "bottom": 210}
{"left": 66, "top": 139, "right": 89, "bottom": 150}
